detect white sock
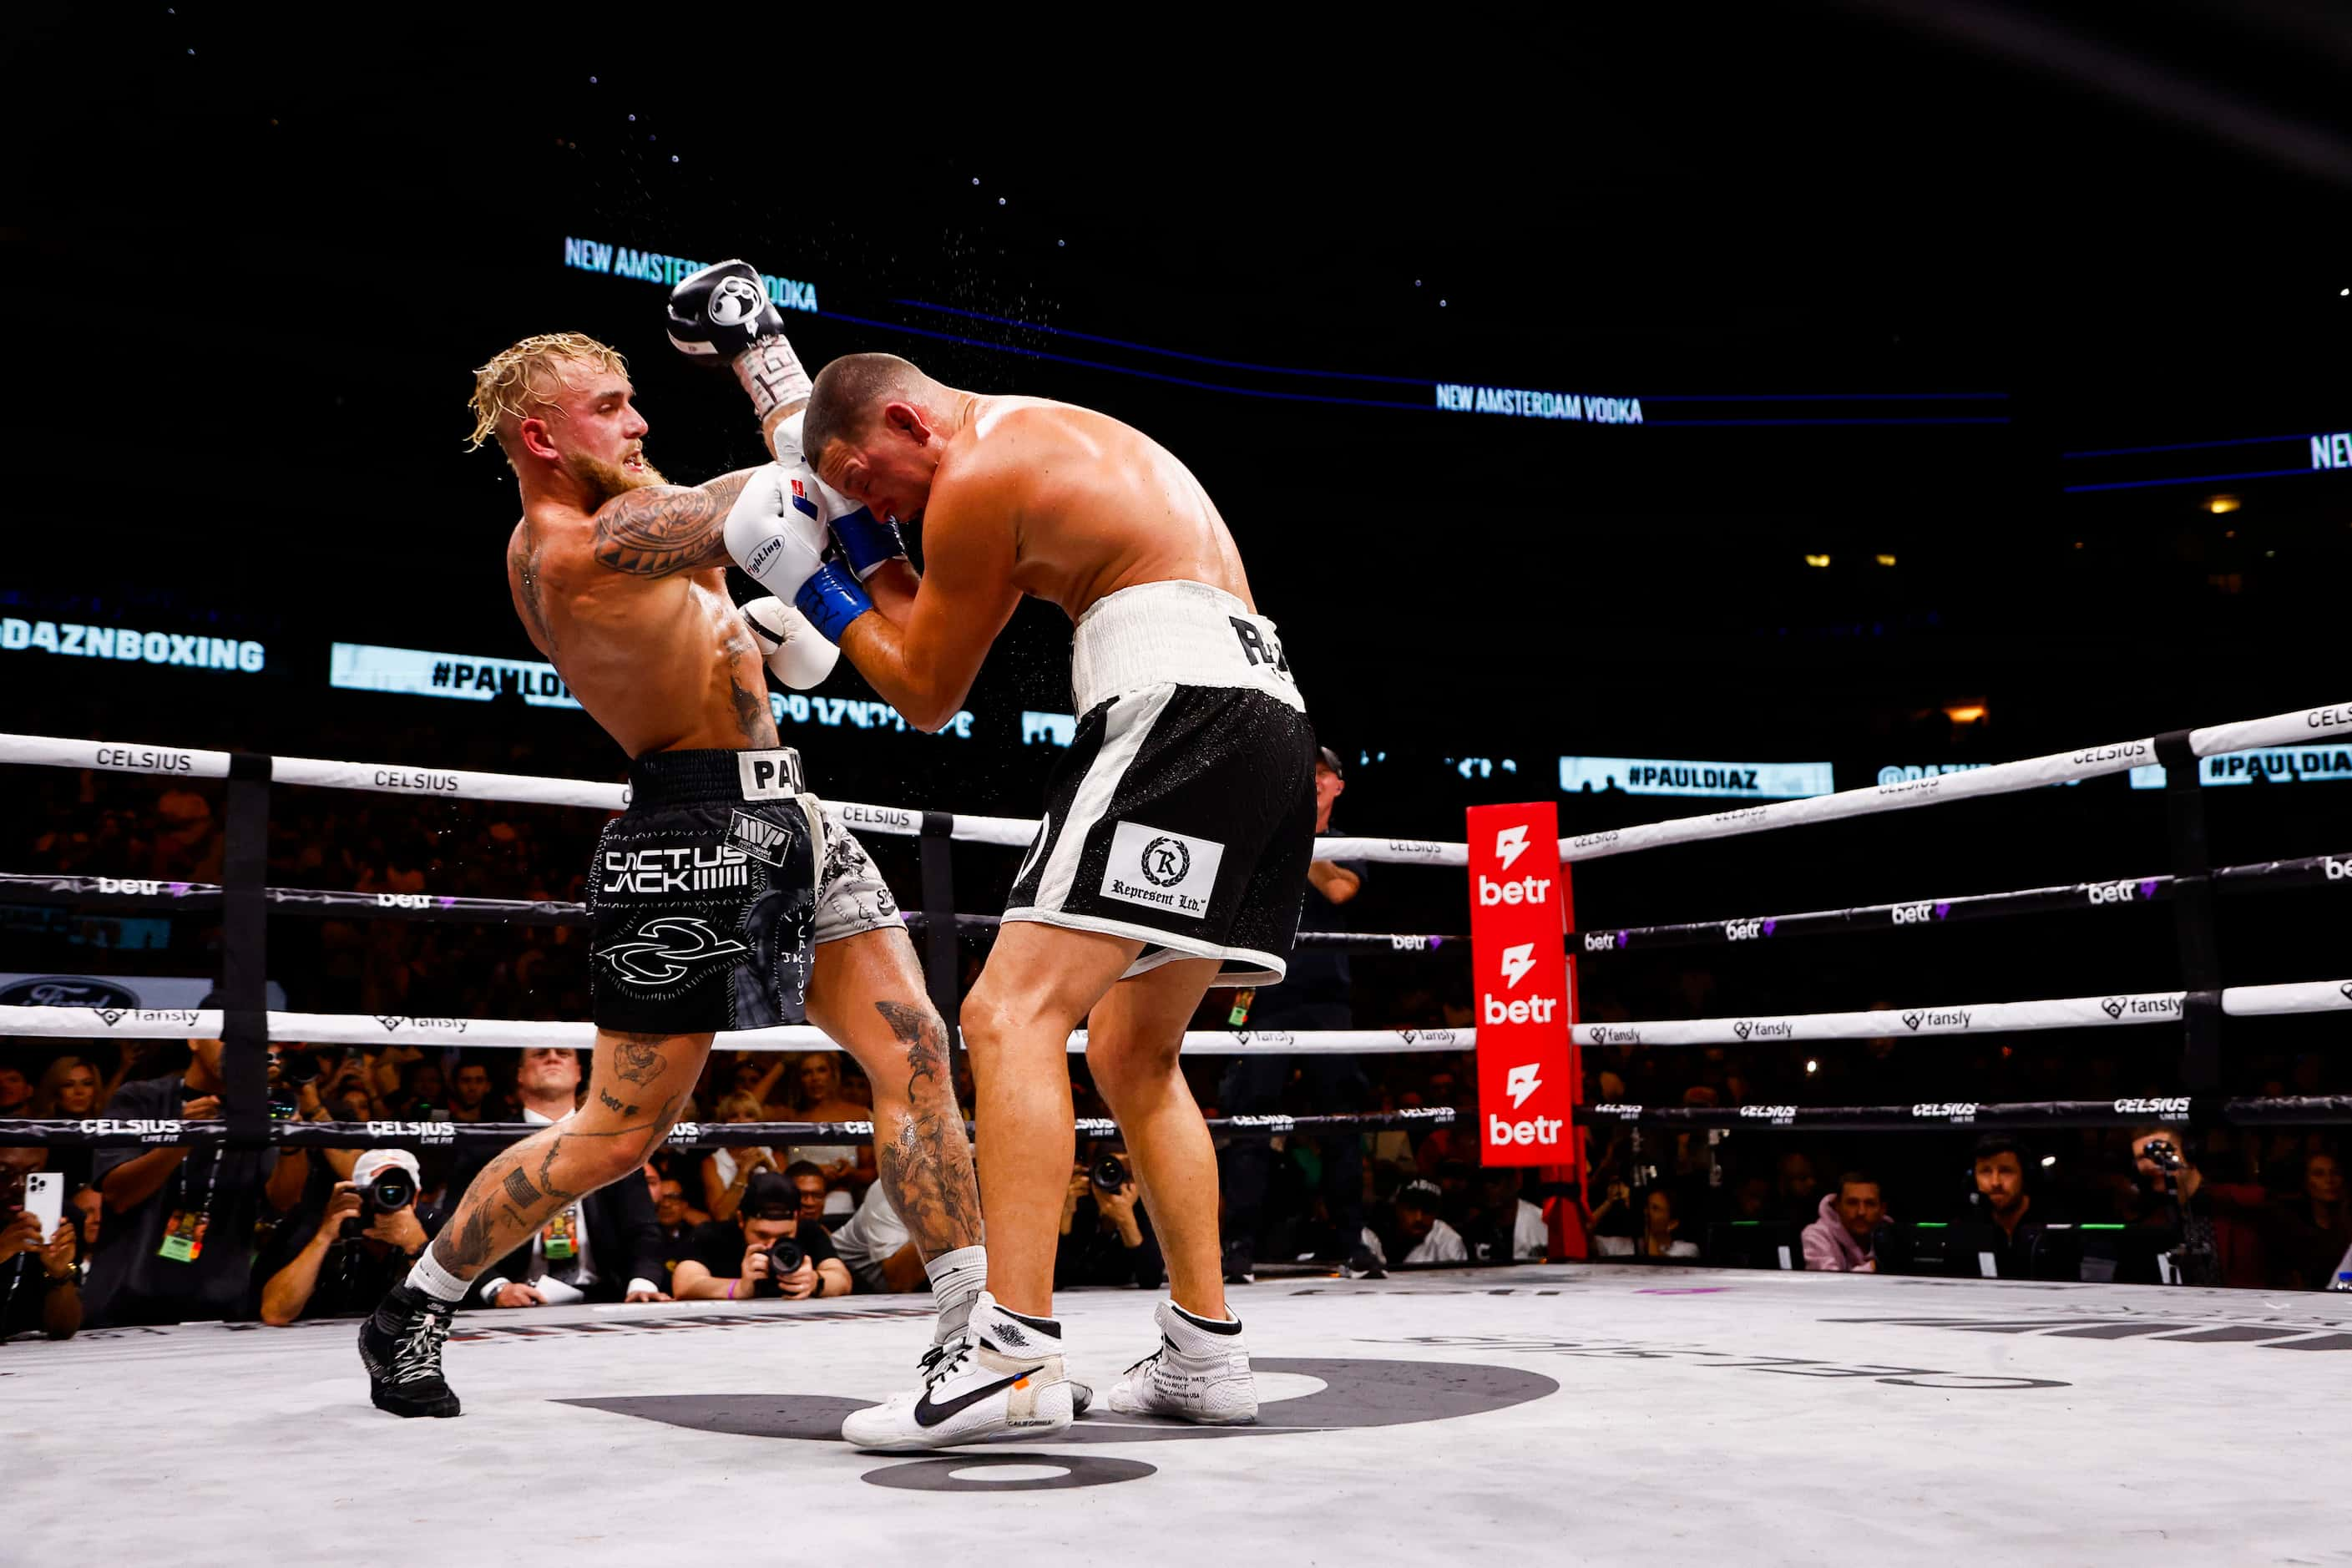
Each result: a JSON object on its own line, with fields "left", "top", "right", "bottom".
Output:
{"left": 924, "top": 1246, "right": 989, "bottom": 1343}
{"left": 404, "top": 1247, "right": 471, "bottom": 1303}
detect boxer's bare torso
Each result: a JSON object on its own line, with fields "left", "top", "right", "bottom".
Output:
{"left": 504, "top": 477, "right": 778, "bottom": 757}
{"left": 935, "top": 395, "right": 1254, "bottom": 620}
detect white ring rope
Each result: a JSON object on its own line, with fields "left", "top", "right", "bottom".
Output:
{"left": 1557, "top": 698, "right": 2352, "bottom": 863}
{"left": 0, "top": 1004, "right": 1467, "bottom": 1057}
{"left": 3, "top": 982, "right": 2344, "bottom": 1056}
{"left": 7, "top": 694, "right": 2342, "bottom": 866}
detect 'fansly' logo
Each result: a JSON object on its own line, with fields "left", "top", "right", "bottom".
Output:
{"left": 377, "top": 1016, "right": 468, "bottom": 1034}
{"left": 1139, "top": 836, "right": 1191, "bottom": 888}
{"left": 1900, "top": 1009, "right": 1972, "bottom": 1032}
{"left": 1730, "top": 1019, "right": 1792, "bottom": 1041}
{"left": 2100, "top": 995, "right": 2182, "bottom": 1020}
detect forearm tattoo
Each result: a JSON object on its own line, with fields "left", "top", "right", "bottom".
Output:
{"left": 872, "top": 999, "right": 982, "bottom": 1256}
{"left": 590, "top": 472, "right": 755, "bottom": 576}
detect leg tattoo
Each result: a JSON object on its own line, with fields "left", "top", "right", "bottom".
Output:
{"left": 613, "top": 1034, "right": 668, "bottom": 1085}
{"left": 425, "top": 1085, "right": 686, "bottom": 1278}
{"left": 873, "top": 999, "right": 983, "bottom": 1256}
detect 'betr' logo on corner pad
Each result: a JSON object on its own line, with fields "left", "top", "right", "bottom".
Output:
{"left": 1494, "top": 824, "right": 1530, "bottom": 871}
{"left": 1505, "top": 1061, "right": 1542, "bottom": 1109}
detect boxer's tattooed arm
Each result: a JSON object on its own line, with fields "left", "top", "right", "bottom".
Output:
{"left": 590, "top": 471, "right": 756, "bottom": 576}
{"left": 871, "top": 999, "right": 982, "bottom": 1255}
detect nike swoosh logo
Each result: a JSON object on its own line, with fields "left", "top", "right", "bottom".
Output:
{"left": 913, "top": 1369, "right": 1028, "bottom": 1428}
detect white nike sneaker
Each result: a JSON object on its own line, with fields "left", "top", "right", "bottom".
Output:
{"left": 1105, "top": 1298, "right": 1258, "bottom": 1425}
{"left": 839, "top": 1292, "right": 1073, "bottom": 1450}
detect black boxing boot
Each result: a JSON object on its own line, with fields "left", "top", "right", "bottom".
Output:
{"left": 357, "top": 1281, "right": 462, "bottom": 1419}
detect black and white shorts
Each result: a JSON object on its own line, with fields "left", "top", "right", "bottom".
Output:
{"left": 586, "top": 748, "right": 903, "bottom": 1035}
{"left": 1002, "top": 684, "right": 1318, "bottom": 985}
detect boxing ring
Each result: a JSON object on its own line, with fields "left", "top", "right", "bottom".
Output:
{"left": 3, "top": 699, "right": 2349, "bottom": 1563}
{"left": 10, "top": 1268, "right": 2348, "bottom": 1562}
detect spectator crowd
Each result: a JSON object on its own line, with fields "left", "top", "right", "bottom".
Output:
{"left": 1, "top": 741, "right": 2347, "bottom": 1344}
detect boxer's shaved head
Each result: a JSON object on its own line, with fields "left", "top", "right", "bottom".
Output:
{"left": 802, "top": 353, "right": 928, "bottom": 459}
{"left": 804, "top": 352, "right": 953, "bottom": 524}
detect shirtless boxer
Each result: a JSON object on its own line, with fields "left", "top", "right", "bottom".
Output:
{"left": 725, "top": 352, "right": 1318, "bottom": 1449}
{"left": 356, "top": 315, "right": 984, "bottom": 1418}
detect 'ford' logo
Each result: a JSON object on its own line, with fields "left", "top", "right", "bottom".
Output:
{"left": 0, "top": 975, "right": 143, "bottom": 1009}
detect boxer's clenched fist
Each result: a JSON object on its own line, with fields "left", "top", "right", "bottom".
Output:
{"left": 723, "top": 465, "right": 831, "bottom": 598}
{"left": 740, "top": 596, "right": 840, "bottom": 690}
{"left": 666, "top": 259, "right": 787, "bottom": 359}
{"left": 670, "top": 260, "right": 811, "bottom": 422}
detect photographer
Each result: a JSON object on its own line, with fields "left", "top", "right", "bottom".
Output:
{"left": 670, "top": 1169, "right": 849, "bottom": 1302}
{"left": 1057, "top": 1150, "right": 1164, "bottom": 1290}
{"left": 2127, "top": 1129, "right": 2268, "bottom": 1287}
{"left": 255, "top": 1151, "right": 432, "bottom": 1325}
{"left": 85, "top": 1017, "right": 311, "bottom": 1327}
{"left": 1, "top": 1147, "right": 81, "bottom": 1342}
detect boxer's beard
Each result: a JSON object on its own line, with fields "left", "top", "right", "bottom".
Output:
{"left": 562, "top": 446, "right": 669, "bottom": 506}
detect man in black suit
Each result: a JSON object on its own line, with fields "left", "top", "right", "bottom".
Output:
{"left": 458, "top": 1047, "right": 670, "bottom": 1308}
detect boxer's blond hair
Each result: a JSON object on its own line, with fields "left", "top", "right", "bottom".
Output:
{"left": 466, "top": 332, "right": 630, "bottom": 459}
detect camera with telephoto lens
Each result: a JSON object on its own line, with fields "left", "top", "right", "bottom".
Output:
{"left": 1091, "top": 1155, "right": 1128, "bottom": 1193}
{"left": 362, "top": 1165, "right": 417, "bottom": 1216}
{"left": 762, "top": 1237, "right": 806, "bottom": 1288}
{"left": 2142, "top": 1138, "right": 2183, "bottom": 1173}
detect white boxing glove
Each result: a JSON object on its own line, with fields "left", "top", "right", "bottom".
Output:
{"left": 740, "top": 596, "right": 840, "bottom": 690}
{"left": 723, "top": 463, "right": 829, "bottom": 597}
{"left": 767, "top": 408, "right": 808, "bottom": 468}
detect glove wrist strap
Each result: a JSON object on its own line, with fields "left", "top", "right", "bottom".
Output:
{"left": 734, "top": 338, "right": 812, "bottom": 422}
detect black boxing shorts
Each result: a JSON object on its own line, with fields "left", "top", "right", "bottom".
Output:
{"left": 1001, "top": 581, "right": 1317, "bottom": 987}
{"left": 586, "top": 747, "right": 820, "bottom": 1034}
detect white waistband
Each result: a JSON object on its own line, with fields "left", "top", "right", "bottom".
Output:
{"left": 1070, "top": 580, "right": 1304, "bottom": 715}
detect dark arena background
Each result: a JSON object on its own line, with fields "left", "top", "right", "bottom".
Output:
{"left": 3, "top": 8, "right": 2347, "bottom": 1564}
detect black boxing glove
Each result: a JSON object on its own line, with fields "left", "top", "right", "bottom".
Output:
{"left": 667, "top": 260, "right": 812, "bottom": 422}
